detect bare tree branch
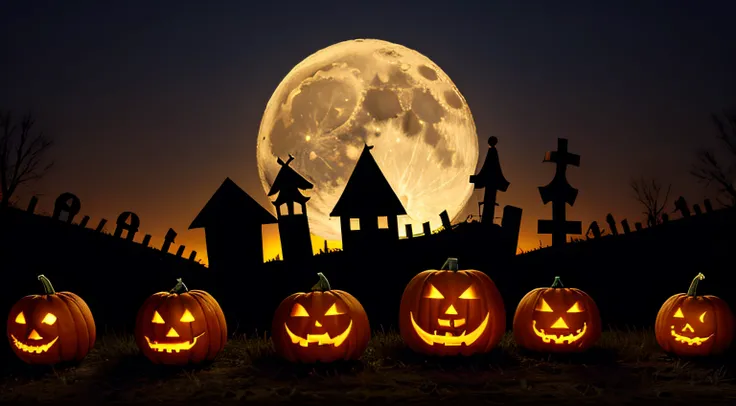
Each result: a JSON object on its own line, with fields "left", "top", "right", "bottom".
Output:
{"left": 0, "top": 111, "right": 54, "bottom": 208}
{"left": 630, "top": 176, "right": 672, "bottom": 226}
{"left": 690, "top": 111, "right": 736, "bottom": 207}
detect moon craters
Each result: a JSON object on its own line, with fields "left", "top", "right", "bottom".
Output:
{"left": 402, "top": 110, "right": 423, "bottom": 137}
{"left": 363, "top": 88, "right": 402, "bottom": 120}
{"left": 411, "top": 88, "right": 445, "bottom": 123}
{"left": 418, "top": 65, "right": 438, "bottom": 81}
{"left": 444, "top": 90, "right": 463, "bottom": 109}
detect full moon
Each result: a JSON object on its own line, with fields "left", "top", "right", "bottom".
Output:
{"left": 256, "top": 39, "right": 479, "bottom": 241}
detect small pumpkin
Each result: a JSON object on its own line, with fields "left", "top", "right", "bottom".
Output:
{"left": 271, "top": 272, "right": 370, "bottom": 363}
{"left": 135, "top": 278, "right": 227, "bottom": 365}
{"left": 399, "top": 258, "right": 506, "bottom": 356}
{"left": 6, "top": 274, "right": 96, "bottom": 365}
{"left": 513, "top": 276, "right": 601, "bottom": 353}
{"left": 655, "top": 272, "right": 734, "bottom": 356}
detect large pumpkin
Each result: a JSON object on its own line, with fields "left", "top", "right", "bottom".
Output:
{"left": 135, "top": 278, "right": 227, "bottom": 365}
{"left": 655, "top": 272, "right": 734, "bottom": 356}
{"left": 399, "top": 258, "right": 506, "bottom": 356}
{"left": 271, "top": 272, "right": 370, "bottom": 363}
{"left": 6, "top": 274, "right": 96, "bottom": 365}
{"left": 513, "top": 276, "right": 601, "bottom": 353}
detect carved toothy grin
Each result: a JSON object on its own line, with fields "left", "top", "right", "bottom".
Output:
{"left": 145, "top": 332, "right": 205, "bottom": 352}
{"left": 670, "top": 326, "right": 713, "bottom": 346}
{"left": 410, "top": 312, "right": 489, "bottom": 346}
{"left": 10, "top": 335, "right": 59, "bottom": 354}
{"left": 284, "top": 320, "right": 353, "bottom": 347}
{"left": 532, "top": 320, "right": 587, "bottom": 344}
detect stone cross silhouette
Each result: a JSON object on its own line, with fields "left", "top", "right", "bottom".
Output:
{"left": 537, "top": 138, "right": 582, "bottom": 247}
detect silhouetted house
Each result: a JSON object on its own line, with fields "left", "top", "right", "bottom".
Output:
{"left": 189, "top": 177, "right": 277, "bottom": 271}
{"left": 268, "top": 154, "right": 314, "bottom": 262}
{"left": 330, "top": 144, "right": 407, "bottom": 252}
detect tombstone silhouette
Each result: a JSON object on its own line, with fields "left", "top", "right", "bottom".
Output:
{"left": 113, "top": 211, "right": 140, "bottom": 241}
{"left": 330, "top": 144, "right": 407, "bottom": 253}
{"left": 27, "top": 196, "right": 38, "bottom": 213}
{"left": 469, "top": 136, "right": 510, "bottom": 226}
{"left": 606, "top": 213, "right": 618, "bottom": 236}
{"left": 161, "top": 228, "right": 177, "bottom": 254}
{"left": 189, "top": 177, "right": 277, "bottom": 271}
{"left": 586, "top": 221, "right": 601, "bottom": 239}
{"left": 52, "top": 192, "right": 81, "bottom": 224}
{"left": 703, "top": 199, "right": 713, "bottom": 213}
{"left": 537, "top": 138, "right": 582, "bottom": 247}
{"left": 673, "top": 196, "right": 691, "bottom": 217}
{"left": 268, "top": 154, "right": 314, "bottom": 262}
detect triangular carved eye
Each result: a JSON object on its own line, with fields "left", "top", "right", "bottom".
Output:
{"left": 536, "top": 298, "right": 553, "bottom": 312}
{"left": 459, "top": 286, "right": 478, "bottom": 299}
{"left": 324, "top": 303, "right": 343, "bottom": 316}
{"left": 673, "top": 308, "right": 684, "bottom": 318}
{"left": 425, "top": 284, "right": 444, "bottom": 299}
{"left": 152, "top": 311, "right": 165, "bottom": 324}
{"left": 180, "top": 309, "right": 195, "bottom": 322}
{"left": 15, "top": 312, "right": 26, "bottom": 324}
{"left": 291, "top": 303, "right": 309, "bottom": 317}
{"left": 566, "top": 302, "right": 583, "bottom": 313}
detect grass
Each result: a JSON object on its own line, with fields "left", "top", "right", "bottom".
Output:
{"left": 1, "top": 329, "right": 735, "bottom": 405}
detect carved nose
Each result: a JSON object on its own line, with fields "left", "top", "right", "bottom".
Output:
{"left": 315, "top": 320, "right": 322, "bottom": 327}
{"left": 445, "top": 305, "right": 458, "bottom": 315}
{"left": 682, "top": 323, "right": 694, "bottom": 333}
{"left": 28, "top": 329, "right": 43, "bottom": 340}
{"left": 550, "top": 317, "right": 569, "bottom": 329}
{"left": 166, "top": 328, "right": 180, "bottom": 338}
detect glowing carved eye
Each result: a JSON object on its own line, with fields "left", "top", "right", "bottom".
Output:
{"left": 15, "top": 312, "right": 26, "bottom": 324}
{"left": 458, "top": 286, "right": 478, "bottom": 299}
{"left": 152, "top": 311, "right": 165, "bottom": 324}
{"left": 567, "top": 302, "right": 583, "bottom": 313}
{"left": 699, "top": 311, "right": 707, "bottom": 323}
{"left": 324, "top": 303, "right": 344, "bottom": 316}
{"left": 42, "top": 313, "right": 57, "bottom": 325}
{"left": 673, "top": 308, "right": 684, "bottom": 318}
{"left": 425, "top": 284, "right": 444, "bottom": 299}
{"left": 180, "top": 309, "right": 195, "bottom": 322}
{"left": 536, "top": 298, "right": 553, "bottom": 312}
{"left": 291, "top": 303, "right": 309, "bottom": 317}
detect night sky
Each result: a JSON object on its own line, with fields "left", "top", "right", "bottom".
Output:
{"left": 2, "top": 1, "right": 734, "bottom": 265}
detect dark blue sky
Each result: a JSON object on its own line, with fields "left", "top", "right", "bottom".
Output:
{"left": 2, "top": 1, "right": 734, "bottom": 261}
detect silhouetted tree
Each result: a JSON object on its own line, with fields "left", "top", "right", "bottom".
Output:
{"left": 691, "top": 111, "right": 736, "bottom": 207}
{"left": 0, "top": 111, "right": 54, "bottom": 208}
{"left": 630, "top": 176, "right": 671, "bottom": 226}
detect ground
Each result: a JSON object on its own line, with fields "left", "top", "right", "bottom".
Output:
{"left": 1, "top": 330, "right": 735, "bottom": 405}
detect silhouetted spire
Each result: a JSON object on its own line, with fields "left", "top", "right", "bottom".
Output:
{"left": 469, "top": 136, "right": 510, "bottom": 224}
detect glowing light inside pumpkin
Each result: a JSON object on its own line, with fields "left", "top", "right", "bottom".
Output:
{"left": 669, "top": 307, "right": 713, "bottom": 346}
{"left": 42, "top": 313, "right": 57, "bottom": 325}
{"left": 532, "top": 320, "right": 588, "bottom": 344}
{"left": 15, "top": 312, "right": 26, "bottom": 324}
{"left": 144, "top": 332, "right": 206, "bottom": 353}
{"left": 10, "top": 335, "right": 59, "bottom": 354}
{"left": 284, "top": 320, "right": 353, "bottom": 347}
{"left": 409, "top": 312, "right": 490, "bottom": 346}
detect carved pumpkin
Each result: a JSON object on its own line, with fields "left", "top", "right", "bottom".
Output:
{"left": 135, "top": 278, "right": 227, "bottom": 365}
{"left": 271, "top": 273, "right": 370, "bottom": 363}
{"left": 655, "top": 273, "right": 734, "bottom": 356}
{"left": 399, "top": 258, "right": 506, "bottom": 356}
{"left": 513, "top": 276, "right": 601, "bottom": 353}
{"left": 6, "top": 275, "right": 96, "bottom": 365}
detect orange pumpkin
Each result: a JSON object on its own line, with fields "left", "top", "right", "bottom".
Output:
{"left": 271, "top": 273, "right": 370, "bottom": 363}
{"left": 6, "top": 275, "right": 96, "bottom": 365}
{"left": 134, "top": 278, "right": 227, "bottom": 365}
{"left": 399, "top": 258, "right": 506, "bottom": 356}
{"left": 513, "top": 276, "right": 601, "bottom": 353}
{"left": 655, "top": 273, "right": 734, "bottom": 356}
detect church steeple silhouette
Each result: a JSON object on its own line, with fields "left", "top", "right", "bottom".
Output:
{"left": 469, "top": 136, "right": 510, "bottom": 226}
{"left": 268, "top": 154, "right": 314, "bottom": 262}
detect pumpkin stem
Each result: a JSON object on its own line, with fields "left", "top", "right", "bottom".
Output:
{"left": 311, "top": 272, "right": 332, "bottom": 291}
{"left": 37, "top": 275, "right": 56, "bottom": 295}
{"left": 170, "top": 278, "right": 189, "bottom": 294}
{"left": 686, "top": 273, "right": 705, "bottom": 297}
{"left": 551, "top": 276, "right": 564, "bottom": 288}
{"left": 441, "top": 258, "right": 459, "bottom": 271}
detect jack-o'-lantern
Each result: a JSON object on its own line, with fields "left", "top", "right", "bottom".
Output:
{"left": 271, "top": 272, "right": 370, "bottom": 363}
{"left": 655, "top": 273, "right": 734, "bottom": 356}
{"left": 134, "top": 278, "right": 227, "bottom": 365}
{"left": 6, "top": 274, "right": 96, "bottom": 365}
{"left": 399, "top": 258, "right": 506, "bottom": 356}
{"left": 513, "top": 276, "right": 601, "bottom": 353}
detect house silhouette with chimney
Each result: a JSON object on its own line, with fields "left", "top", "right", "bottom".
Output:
{"left": 189, "top": 177, "right": 276, "bottom": 271}
{"left": 330, "top": 144, "right": 407, "bottom": 253}
{"left": 268, "top": 154, "right": 314, "bottom": 262}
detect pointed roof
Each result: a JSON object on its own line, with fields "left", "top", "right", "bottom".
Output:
{"left": 330, "top": 144, "right": 407, "bottom": 217}
{"left": 189, "top": 177, "right": 276, "bottom": 230}
{"left": 469, "top": 136, "right": 510, "bottom": 192}
{"left": 268, "top": 155, "right": 313, "bottom": 205}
